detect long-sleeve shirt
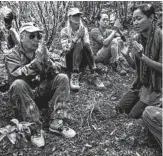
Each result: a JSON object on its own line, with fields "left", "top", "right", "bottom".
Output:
{"left": 5, "top": 44, "right": 62, "bottom": 85}
{"left": 132, "top": 26, "right": 162, "bottom": 91}
{"left": 60, "top": 24, "right": 90, "bottom": 51}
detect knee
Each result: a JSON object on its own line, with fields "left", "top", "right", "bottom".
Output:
{"left": 10, "top": 79, "right": 27, "bottom": 91}
{"left": 110, "top": 39, "right": 118, "bottom": 47}
{"left": 143, "top": 106, "right": 161, "bottom": 121}
{"left": 57, "top": 73, "right": 69, "bottom": 83}
{"left": 75, "top": 42, "right": 83, "bottom": 49}
{"left": 83, "top": 42, "right": 90, "bottom": 48}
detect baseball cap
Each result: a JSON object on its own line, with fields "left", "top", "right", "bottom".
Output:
{"left": 19, "top": 22, "right": 42, "bottom": 34}
{"left": 68, "top": 8, "right": 83, "bottom": 16}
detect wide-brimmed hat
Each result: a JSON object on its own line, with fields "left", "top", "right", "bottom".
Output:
{"left": 68, "top": 8, "right": 83, "bottom": 16}
{"left": 19, "top": 22, "right": 42, "bottom": 34}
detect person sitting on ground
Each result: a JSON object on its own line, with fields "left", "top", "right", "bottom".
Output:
{"left": 143, "top": 106, "right": 162, "bottom": 149}
{"left": 60, "top": 7, "right": 105, "bottom": 91}
{"left": 5, "top": 22, "right": 76, "bottom": 148}
{"left": 116, "top": 4, "right": 162, "bottom": 119}
{"left": 91, "top": 12, "right": 127, "bottom": 75}
{"left": 0, "top": 6, "right": 20, "bottom": 53}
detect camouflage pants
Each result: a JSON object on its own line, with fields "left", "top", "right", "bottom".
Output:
{"left": 143, "top": 106, "right": 162, "bottom": 148}
{"left": 9, "top": 73, "right": 70, "bottom": 124}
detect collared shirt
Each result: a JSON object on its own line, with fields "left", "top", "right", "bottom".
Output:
{"left": 60, "top": 24, "right": 90, "bottom": 51}
{"left": 5, "top": 44, "right": 62, "bottom": 85}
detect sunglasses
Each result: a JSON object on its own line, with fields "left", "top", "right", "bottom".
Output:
{"left": 29, "top": 32, "right": 42, "bottom": 40}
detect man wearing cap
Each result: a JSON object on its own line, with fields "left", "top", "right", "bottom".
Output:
{"left": 0, "top": 6, "right": 20, "bottom": 53}
{"left": 61, "top": 7, "right": 105, "bottom": 91}
{"left": 5, "top": 22, "right": 76, "bottom": 147}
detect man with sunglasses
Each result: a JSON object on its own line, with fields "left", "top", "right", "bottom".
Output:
{"left": 5, "top": 22, "right": 76, "bottom": 148}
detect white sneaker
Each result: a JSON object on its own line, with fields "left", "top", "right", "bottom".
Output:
{"left": 70, "top": 73, "right": 80, "bottom": 91}
{"left": 31, "top": 130, "right": 45, "bottom": 147}
{"left": 49, "top": 119, "right": 76, "bottom": 138}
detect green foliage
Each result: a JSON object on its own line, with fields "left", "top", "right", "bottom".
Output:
{"left": 0, "top": 119, "right": 33, "bottom": 145}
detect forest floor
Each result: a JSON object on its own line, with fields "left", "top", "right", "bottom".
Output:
{"left": 0, "top": 31, "right": 162, "bottom": 156}
{"left": 0, "top": 58, "right": 162, "bottom": 156}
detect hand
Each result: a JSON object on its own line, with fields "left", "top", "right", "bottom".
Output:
{"left": 77, "top": 26, "right": 85, "bottom": 39}
{"left": 113, "top": 19, "right": 122, "bottom": 31}
{"left": 119, "top": 40, "right": 129, "bottom": 56}
{"left": 37, "top": 39, "right": 49, "bottom": 63}
{"left": 132, "top": 41, "right": 143, "bottom": 59}
{"left": 62, "top": 47, "right": 70, "bottom": 56}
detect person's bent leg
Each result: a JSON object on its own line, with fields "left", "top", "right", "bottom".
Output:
{"left": 143, "top": 106, "right": 162, "bottom": 148}
{"left": 95, "top": 44, "right": 112, "bottom": 64}
{"left": 72, "top": 42, "right": 83, "bottom": 72}
{"left": 83, "top": 42, "right": 105, "bottom": 90}
{"left": 82, "top": 42, "right": 96, "bottom": 71}
{"left": 9, "top": 79, "right": 44, "bottom": 147}
{"left": 9, "top": 79, "right": 40, "bottom": 122}
{"left": 49, "top": 73, "right": 76, "bottom": 138}
{"left": 128, "top": 101, "right": 148, "bottom": 119}
{"left": 110, "top": 38, "right": 120, "bottom": 64}
{"left": 116, "top": 90, "right": 139, "bottom": 114}
{"left": 49, "top": 73, "right": 70, "bottom": 120}
{"left": 67, "top": 42, "right": 83, "bottom": 91}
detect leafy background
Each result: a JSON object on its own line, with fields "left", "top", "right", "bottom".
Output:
{"left": 0, "top": 1, "right": 162, "bottom": 156}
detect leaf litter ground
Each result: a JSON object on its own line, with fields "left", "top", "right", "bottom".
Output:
{"left": 0, "top": 63, "right": 161, "bottom": 156}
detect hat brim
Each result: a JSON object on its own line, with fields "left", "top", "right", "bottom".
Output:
{"left": 68, "top": 12, "right": 83, "bottom": 16}
{"left": 25, "top": 27, "right": 42, "bottom": 33}
{"left": 20, "top": 27, "right": 42, "bottom": 34}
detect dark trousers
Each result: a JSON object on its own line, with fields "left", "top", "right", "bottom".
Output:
{"left": 66, "top": 42, "right": 95, "bottom": 73}
{"left": 116, "top": 90, "right": 148, "bottom": 119}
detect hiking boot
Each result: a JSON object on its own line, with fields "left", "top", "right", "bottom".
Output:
{"left": 70, "top": 73, "right": 80, "bottom": 91}
{"left": 31, "top": 130, "right": 45, "bottom": 147}
{"left": 49, "top": 119, "right": 76, "bottom": 138}
{"left": 93, "top": 75, "right": 105, "bottom": 90}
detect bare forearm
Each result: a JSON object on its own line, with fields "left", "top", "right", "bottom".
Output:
{"left": 124, "top": 54, "right": 135, "bottom": 69}
{"left": 141, "top": 54, "right": 162, "bottom": 73}
{"left": 103, "top": 30, "right": 117, "bottom": 46}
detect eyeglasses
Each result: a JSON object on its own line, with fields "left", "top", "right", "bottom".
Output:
{"left": 29, "top": 32, "right": 42, "bottom": 40}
